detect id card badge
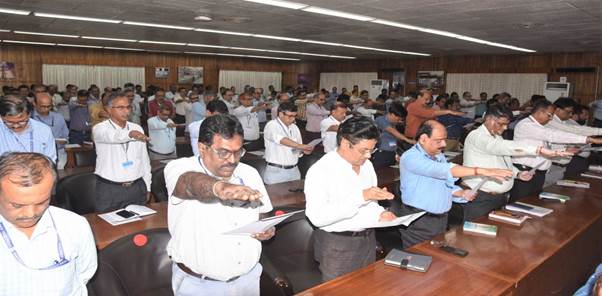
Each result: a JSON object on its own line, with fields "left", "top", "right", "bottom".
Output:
{"left": 389, "top": 141, "right": 397, "bottom": 148}
{"left": 121, "top": 160, "right": 134, "bottom": 169}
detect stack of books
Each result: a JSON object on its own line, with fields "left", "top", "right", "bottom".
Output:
{"left": 505, "top": 202, "right": 553, "bottom": 217}
{"left": 462, "top": 221, "right": 498, "bottom": 237}
{"left": 581, "top": 170, "right": 602, "bottom": 180}
{"left": 539, "top": 192, "right": 571, "bottom": 203}
{"left": 588, "top": 165, "right": 602, "bottom": 172}
{"left": 488, "top": 210, "right": 530, "bottom": 226}
{"left": 556, "top": 180, "right": 590, "bottom": 188}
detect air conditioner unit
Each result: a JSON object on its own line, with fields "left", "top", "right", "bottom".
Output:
{"left": 544, "top": 82, "right": 571, "bottom": 102}
{"left": 369, "top": 79, "right": 389, "bottom": 100}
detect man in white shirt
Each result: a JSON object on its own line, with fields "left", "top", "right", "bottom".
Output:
{"left": 173, "top": 87, "right": 189, "bottom": 124}
{"left": 459, "top": 91, "right": 480, "bottom": 119}
{"left": 355, "top": 98, "right": 382, "bottom": 120}
{"left": 147, "top": 104, "right": 177, "bottom": 160}
{"left": 93, "top": 93, "right": 152, "bottom": 212}
{"left": 219, "top": 89, "right": 237, "bottom": 113}
{"left": 251, "top": 87, "right": 268, "bottom": 124}
{"left": 0, "top": 152, "right": 97, "bottom": 295}
{"left": 461, "top": 105, "right": 569, "bottom": 221}
{"left": 233, "top": 93, "right": 267, "bottom": 151}
{"left": 263, "top": 102, "right": 314, "bottom": 184}
{"left": 306, "top": 116, "right": 396, "bottom": 281}
{"left": 320, "top": 102, "right": 347, "bottom": 153}
{"left": 189, "top": 100, "right": 229, "bottom": 156}
{"left": 511, "top": 100, "right": 602, "bottom": 202}
{"left": 164, "top": 114, "right": 274, "bottom": 296}
{"left": 125, "top": 89, "right": 142, "bottom": 125}
{"left": 165, "top": 85, "right": 177, "bottom": 101}
{"left": 305, "top": 93, "right": 330, "bottom": 140}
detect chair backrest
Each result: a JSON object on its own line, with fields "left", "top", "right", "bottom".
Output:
{"left": 151, "top": 167, "right": 169, "bottom": 202}
{"left": 241, "top": 157, "right": 267, "bottom": 180}
{"left": 53, "top": 172, "right": 97, "bottom": 215}
{"left": 262, "top": 210, "right": 315, "bottom": 263}
{"left": 74, "top": 149, "right": 97, "bottom": 167}
{"left": 297, "top": 152, "right": 324, "bottom": 179}
{"left": 89, "top": 228, "right": 173, "bottom": 296}
{"left": 176, "top": 143, "right": 193, "bottom": 158}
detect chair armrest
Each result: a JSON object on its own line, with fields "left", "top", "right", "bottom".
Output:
{"left": 260, "top": 252, "right": 294, "bottom": 296}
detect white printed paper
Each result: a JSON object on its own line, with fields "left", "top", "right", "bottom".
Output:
{"left": 365, "top": 211, "right": 426, "bottom": 228}
{"left": 224, "top": 210, "right": 304, "bottom": 235}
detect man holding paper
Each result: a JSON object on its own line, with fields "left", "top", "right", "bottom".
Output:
{"left": 399, "top": 120, "right": 513, "bottom": 248}
{"left": 511, "top": 100, "right": 602, "bottom": 201}
{"left": 164, "top": 114, "right": 273, "bottom": 296}
{"left": 305, "top": 116, "right": 397, "bottom": 281}
{"left": 461, "top": 105, "right": 570, "bottom": 221}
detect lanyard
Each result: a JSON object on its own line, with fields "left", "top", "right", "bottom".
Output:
{"left": 0, "top": 211, "right": 70, "bottom": 270}
{"left": 12, "top": 129, "right": 34, "bottom": 152}
{"left": 276, "top": 118, "right": 293, "bottom": 139}
{"left": 35, "top": 114, "right": 54, "bottom": 127}
{"left": 197, "top": 156, "right": 244, "bottom": 185}
{"left": 108, "top": 120, "right": 130, "bottom": 161}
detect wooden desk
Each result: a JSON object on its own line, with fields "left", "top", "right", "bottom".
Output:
{"left": 413, "top": 185, "right": 602, "bottom": 295}
{"left": 58, "top": 159, "right": 174, "bottom": 179}
{"left": 298, "top": 250, "right": 514, "bottom": 296}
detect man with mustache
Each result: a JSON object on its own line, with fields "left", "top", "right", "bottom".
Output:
{"left": 0, "top": 152, "right": 97, "bottom": 295}
{"left": 399, "top": 120, "right": 513, "bottom": 248}
{"left": 164, "top": 114, "right": 274, "bottom": 295}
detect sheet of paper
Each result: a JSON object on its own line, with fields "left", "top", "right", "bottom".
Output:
{"left": 247, "top": 150, "right": 265, "bottom": 156}
{"left": 307, "top": 138, "right": 322, "bottom": 147}
{"left": 529, "top": 160, "right": 547, "bottom": 174}
{"left": 468, "top": 178, "right": 488, "bottom": 196}
{"left": 224, "top": 210, "right": 304, "bottom": 235}
{"left": 64, "top": 144, "right": 81, "bottom": 149}
{"left": 365, "top": 211, "right": 426, "bottom": 228}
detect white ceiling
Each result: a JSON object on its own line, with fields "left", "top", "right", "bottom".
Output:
{"left": 0, "top": 0, "right": 600, "bottom": 60}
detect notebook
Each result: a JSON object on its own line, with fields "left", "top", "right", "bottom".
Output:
{"left": 463, "top": 221, "right": 497, "bottom": 236}
{"left": 505, "top": 202, "right": 553, "bottom": 218}
{"left": 488, "top": 210, "right": 530, "bottom": 226}
{"left": 384, "top": 249, "right": 432, "bottom": 273}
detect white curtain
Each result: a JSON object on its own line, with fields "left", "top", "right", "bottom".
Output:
{"left": 319, "top": 72, "right": 378, "bottom": 92}
{"left": 218, "top": 70, "right": 282, "bottom": 95}
{"left": 42, "top": 64, "right": 145, "bottom": 91}
{"left": 446, "top": 73, "right": 547, "bottom": 103}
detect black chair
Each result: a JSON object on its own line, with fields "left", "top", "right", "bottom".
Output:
{"left": 74, "top": 149, "right": 97, "bottom": 167}
{"left": 88, "top": 228, "right": 173, "bottom": 296}
{"left": 53, "top": 172, "right": 97, "bottom": 215}
{"left": 260, "top": 210, "right": 322, "bottom": 295}
{"left": 151, "top": 167, "right": 169, "bottom": 202}
{"left": 241, "top": 156, "right": 267, "bottom": 179}
{"left": 297, "top": 152, "right": 324, "bottom": 179}
{"left": 176, "top": 143, "right": 193, "bottom": 158}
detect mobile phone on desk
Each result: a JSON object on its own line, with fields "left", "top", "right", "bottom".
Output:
{"left": 115, "top": 210, "right": 136, "bottom": 219}
{"left": 439, "top": 245, "right": 469, "bottom": 257}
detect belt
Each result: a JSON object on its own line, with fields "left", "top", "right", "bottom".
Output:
{"left": 266, "top": 162, "right": 297, "bottom": 169}
{"left": 149, "top": 149, "right": 175, "bottom": 156}
{"left": 328, "top": 229, "right": 374, "bottom": 237}
{"left": 96, "top": 176, "right": 141, "bottom": 187}
{"left": 403, "top": 204, "right": 447, "bottom": 217}
{"left": 513, "top": 163, "right": 546, "bottom": 172}
{"left": 176, "top": 263, "right": 240, "bottom": 282}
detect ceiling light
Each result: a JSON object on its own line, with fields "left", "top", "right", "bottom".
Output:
{"left": 14, "top": 31, "right": 79, "bottom": 38}
{"left": 34, "top": 12, "right": 121, "bottom": 24}
{"left": 187, "top": 43, "right": 229, "bottom": 49}
{"left": 0, "top": 29, "right": 10, "bottom": 33}
{"left": 301, "top": 7, "right": 375, "bottom": 22}
{"left": 0, "top": 8, "right": 31, "bottom": 15}
{"left": 342, "top": 44, "right": 430, "bottom": 56}
{"left": 123, "top": 21, "right": 193, "bottom": 30}
{"left": 139, "top": 40, "right": 186, "bottom": 46}
{"left": 265, "top": 49, "right": 299, "bottom": 54}
{"left": 329, "top": 55, "right": 356, "bottom": 59}
{"left": 82, "top": 36, "right": 137, "bottom": 42}
{"left": 295, "top": 52, "right": 331, "bottom": 57}
{"left": 302, "top": 39, "right": 342, "bottom": 46}
{"left": 243, "top": 0, "right": 308, "bottom": 10}
{"left": 2, "top": 40, "right": 55, "bottom": 46}
{"left": 194, "top": 15, "right": 212, "bottom": 21}
{"left": 216, "top": 53, "right": 246, "bottom": 57}
{"left": 229, "top": 47, "right": 267, "bottom": 52}
{"left": 246, "top": 55, "right": 300, "bottom": 61}
{"left": 57, "top": 43, "right": 103, "bottom": 49}
{"left": 253, "top": 34, "right": 301, "bottom": 42}
{"left": 194, "top": 28, "right": 253, "bottom": 36}
{"left": 185, "top": 51, "right": 216, "bottom": 55}
{"left": 147, "top": 50, "right": 181, "bottom": 54}
{"left": 104, "top": 47, "right": 145, "bottom": 51}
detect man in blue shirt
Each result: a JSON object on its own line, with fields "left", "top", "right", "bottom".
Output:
{"left": 372, "top": 102, "right": 415, "bottom": 168}
{"left": 0, "top": 95, "right": 57, "bottom": 163}
{"left": 436, "top": 98, "right": 473, "bottom": 149}
{"left": 399, "top": 120, "right": 511, "bottom": 248}
{"left": 68, "top": 90, "right": 91, "bottom": 145}
{"left": 33, "top": 93, "right": 69, "bottom": 169}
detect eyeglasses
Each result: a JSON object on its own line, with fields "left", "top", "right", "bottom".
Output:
{"left": 208, "top": 146, "right": 246, "bottom": 160}
{"left": 349, "top": 142, "right": 378, "bottom": 156}
{"left": 37, "top": 105, "right": 53, "bottom": 109}
{"left": 282, "top": 112, "right": 297, "bottom": 118}
{"left": 111, "top": 105, "right": 132, "bottom": 111}
{"left": 2, "top": 118, "right": 29, "bottom": 128}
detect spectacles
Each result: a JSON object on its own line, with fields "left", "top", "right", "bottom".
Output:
{"left": 208, "top": 146, "right": 246, "bottom": 160}
{"left": 37, "top": 105, "right": 53, "bottom": 109}
{"left": 111, "top": 105, "right": 132, "bottom": 111}
{"left": 2, "top": 118, "right": 29, "bottom": 128}
{"left": 282, "top": 112, "right": 297, "bottom": 118}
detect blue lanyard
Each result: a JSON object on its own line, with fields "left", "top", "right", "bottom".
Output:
{"left": 0, "top": 211, "right": 70, "bottom": 270}
{"left": 276, "top": 118, "right": 293, "bottom": 138}
{"left": 35, "top": 114, "right": 54, "bottom": 127}
{"left": 12, "top": 129, "right": 34, "bottom": 152}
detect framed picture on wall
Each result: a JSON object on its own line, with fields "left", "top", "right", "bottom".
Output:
{"left": 178, "top": 66, "right": 204, "bottom": 84}
{"left": 0, "top": 61, "right": 16, "bottom": 79}
{"left": 297, "top": 73, "right": 312, "bottom": 89}
{"left": 417, "top": 71, "right": 445, "bottom": 92}
{"left": 155, "top": 67, "right": 170, "bottom": 79}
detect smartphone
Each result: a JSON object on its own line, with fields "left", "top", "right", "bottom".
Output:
{"left": 439, "top": 245, "right": 469, "bottom": 257}
{"left": 115, "top": 210, "right": 136, "bottom": 219}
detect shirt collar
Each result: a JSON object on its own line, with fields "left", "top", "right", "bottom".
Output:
{"left": 328, "top": 115, "right": 340, "bottom": 124}
{"left": 197, "top": 156, "right": 240, "bottom": 182}
{"left": 552, "top": 114, "right": 564, "bottom": 123}
{"left": 0, "top": 207, "right": 54, "bottom": 239}
{"left": 414, "top": 143, "right": 444, "bottom": 161}
{"left": 528, "top": 115, "right": 544, "bottom": 127}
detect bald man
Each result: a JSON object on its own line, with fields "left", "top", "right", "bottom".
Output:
{"left": 33, "top": 93, "right": 69, "bottom": 169}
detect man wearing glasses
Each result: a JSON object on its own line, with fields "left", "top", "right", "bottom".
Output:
{"left": 32, "top": 93, "right": 69, "bottom": 169}
{"left": 93, "top": 93, "right": 152, "bottom": 212}
{"left": 0, "top": 152, "right": 97, "bottom": 295}
{"left": 262, "top": 102, "right": 314, "bottom": 184}
{"left": 0, "top": 95, "right": 56, "bottom": 163}
{"left": 305, "top": 116, "right": 397, "bottom": 281}
{"left": 164, "top": 114, "right": 273, "bottom": 295}
{"left": 511, "top": 100, "right": 602, "bottom": 201}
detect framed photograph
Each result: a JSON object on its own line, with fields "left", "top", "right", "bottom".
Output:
{"left": 178, "top": 66, "right": 204, "bottom": 84}
{"left": 0, "top": 61, "right": 16, "bottom": 79}
{"left": 155, "top": 67, "right": 170, "bottom": 79}
{"left": 417, "top": 71, "right": 445, "bottom": 91}
{"left": 297, "top": 73, "right": 312, "bottom": 88}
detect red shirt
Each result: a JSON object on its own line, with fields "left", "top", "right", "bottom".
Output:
{"left": 148, "top": 99, "right": 174, "bottom": 117}
{"left": 405, "top": 99, "right": 436, "bottom": 138}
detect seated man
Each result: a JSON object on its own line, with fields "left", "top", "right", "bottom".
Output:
{"left": 436, "top": 98, "right": 473, "bottom": 151}
{"left": 0, "top": 152, "right": 97, "bottom": 295}
{"left": 372, "top": 102, "right": 415, "bottom": 168}
{"left": 165, "top": 114, "right": 274, "bottom": 295}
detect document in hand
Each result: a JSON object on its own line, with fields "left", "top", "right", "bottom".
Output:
{"left": 98, "top": 205, "right": 157, "bottom": 226}
{"left": 364, "top": 211, "right": 426, "bottom": 228}
{"left": 223, "top": 210, "right": 304, "bottom": 235}
{"left": 306, "top": 138, "right": 322, "bottom": 147}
